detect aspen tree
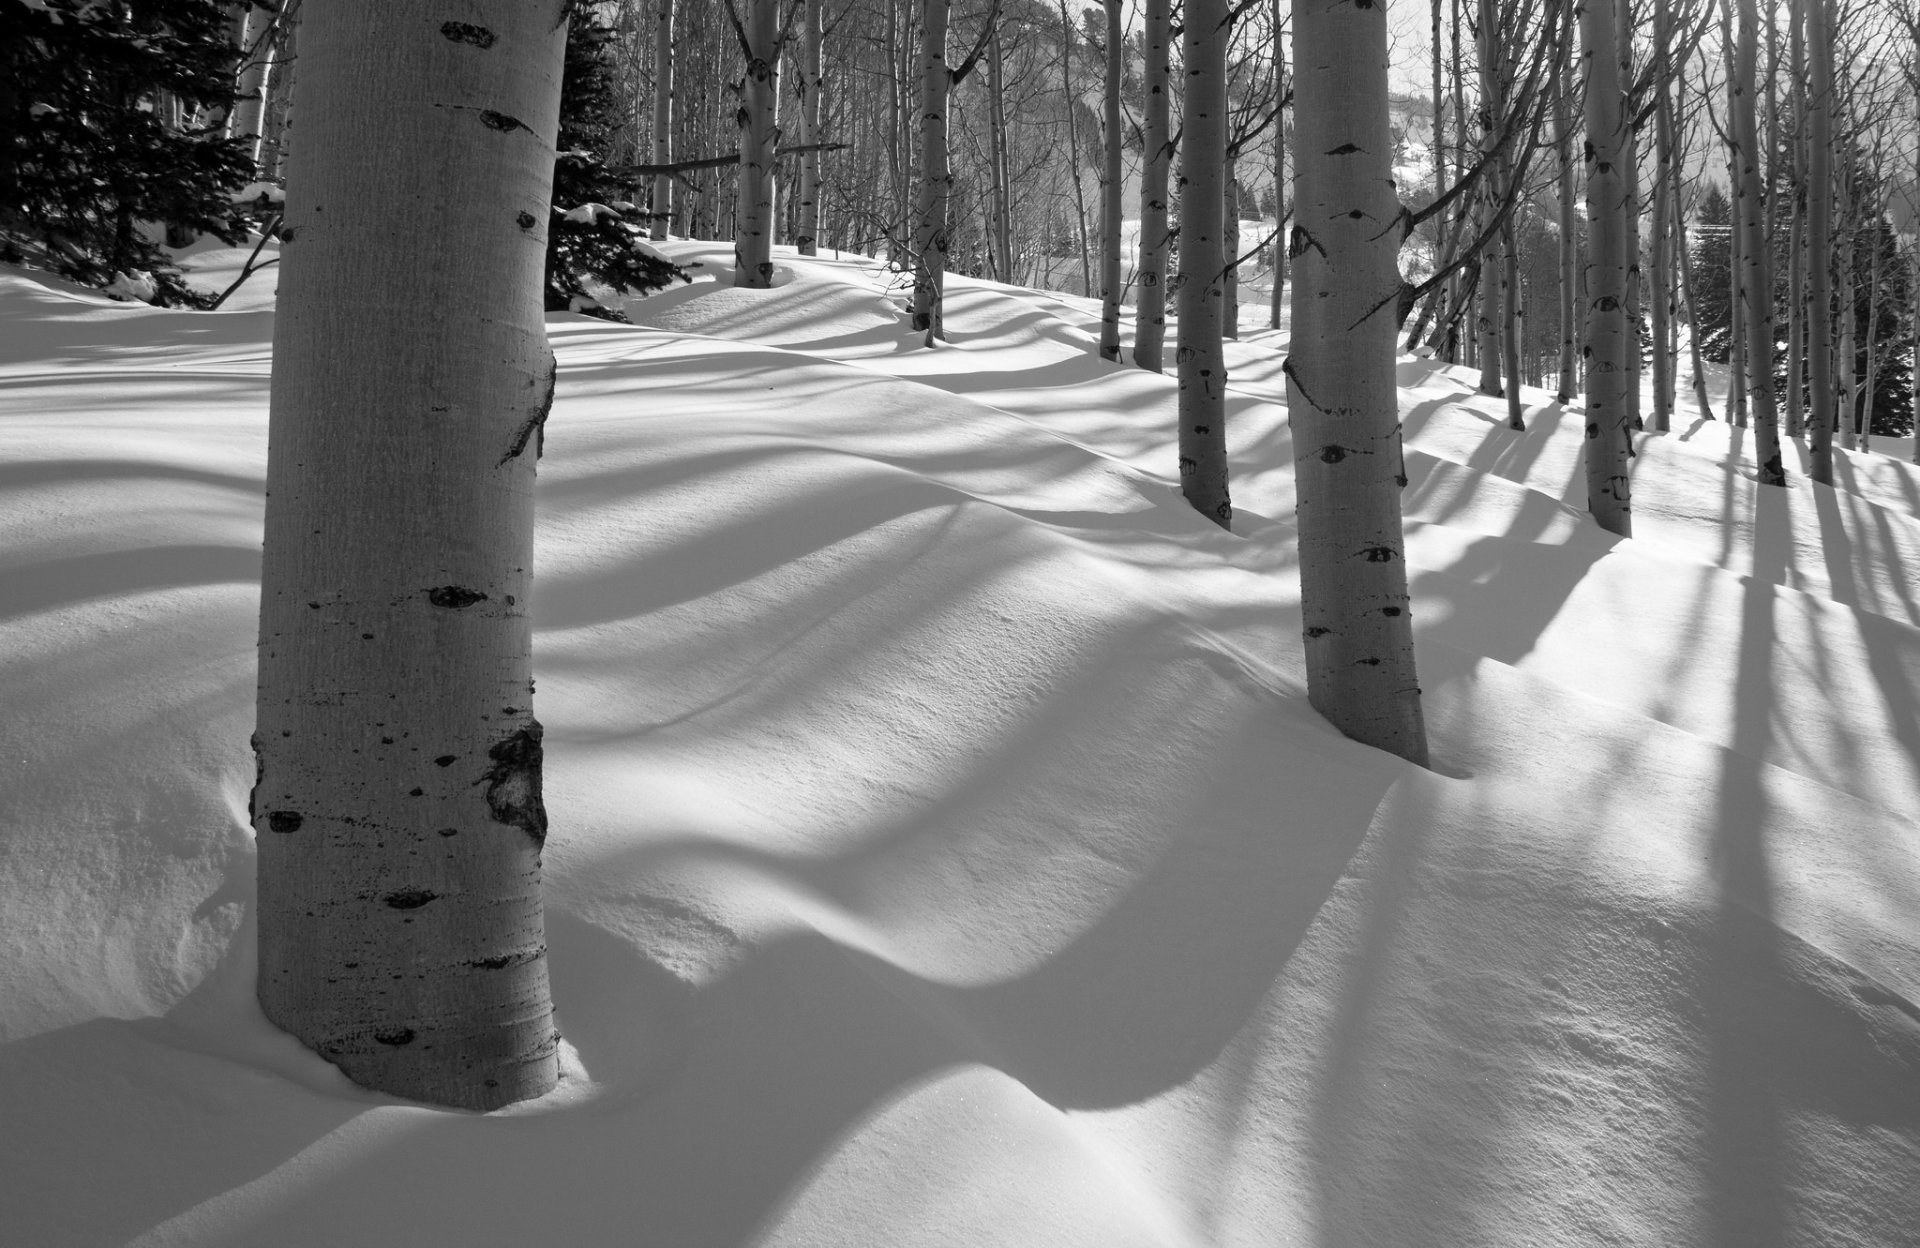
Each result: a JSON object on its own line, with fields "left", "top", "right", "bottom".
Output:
{"left": 1580, "top": 0, "right": 1634, "bottom": 535}
{"left": 1785, "top": 0, "right": 1808, "bottom": 438}
{"left": 913, "top": 0, "right": 953, "bottom": 338}
{"left": 1178, "top": 0, "right": 1232, "bottom": 528}
{"left": 795, "top": 0, "right": 824, "bottom": 256}
{"left": 1099, "top": 0, "right": 1123, "bottom": 360}
{"left": 254, "top": 0, "right": 566, "bottom": 1111}
{"left": 1808, "top": 0, "right": 1835, "bottom": 483}
{"left": 651, "top": 0, "right": 674, "bottom": 241}
{"left": 1555, "top": 21, "right": 1578, "bottom": 402}
{"left": 1285, "top": 0, "right": 1429, "bottom": 766}
{"left": 987, "top": 25, "right": 1014, "bottom": 278}
{"left": 1270, "top": 5, "right": 1288, "bottom": 332}
{"left": 733, "top": 0, "right": 781, "bottom": 287}
{"left": 1733, "top": 0, "right": 1786, "bottom": 482}
{"left": 1648, "top": 0, "right": 1675, "bottom": 432}
{"left": 1136, "top": 0, "right": 1173, "bottom": 370}
{"left": 1475, "top": 0, "right": 1507, "bottom": 400}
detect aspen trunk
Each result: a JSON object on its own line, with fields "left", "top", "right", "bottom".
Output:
{"left": 1474, "top": 0, "right": 1504, "bottom": 399}
{"left": 1807, "top": 0, "right": 1834, "bottom": 482}
{"left": 795, "top": 0, "right": 823, "bottom": 255}
{"left": 1223, "top": 165, "right": 1241, "bottom": 341}
{"left": 1135, "top": 0, "right": 1172, "bottom": 370}
{"left": 255, "top": 0, "right": 565, "bottom": 1112}
{"left": 1734, "top": 0, "right": 1786, "bottom": 482}
{"left": 1618, "top": 0, "right": 1642, "bottom": 431}
{"left": 1098, "top": 0, "right": 1123, "bottom": 360}
{"left": 1580, "top": 0, "right": 1633, "bottom": 536}
{"left": 231, "top": 3, "right": 276, "bottom": 164}
{"left": 1648, "top": 0, "right": 1675, "bottom": 432}
{"left": 1286, "top": 0, "right": 1429, "bottom": 766}
{"left": 1839, "top": 220, "right": 1857, "bottom": 451}
{"left": 987, "top": 26, "right": 1014, "bottom": 278}
{"left": 1784, "top": 0, "right": 1807, "bottom": 436}
{"left": 1502, "top": 213, "right": 1525, "bottom": 429}
{"left": 733, "top": 0, "right": 781, "bottom": 287}
{"left": 1177, "top": 0, "right": 1231, "bottom": 528}
{"left": 1271, "top": 3, "right": 1288, "bottom": 332}
{"left": 651, "top": 0, "right": 674, "bottom": 240}
{"left": 912, "top": 0, "right": 952, "bottom": 340}
{"left": 1556, "top": 29, "right": 1579, "bottom": 403}
{"left": 1860, "top": 234, "right": 1883, "bottom": 453}
{"left": 1059, "top": 0, "right": 1092, "bottom": 296}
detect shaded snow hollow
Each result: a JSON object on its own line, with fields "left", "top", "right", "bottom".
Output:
{"left": 1, "top": 239, "right": 1917, "bottom": 1247}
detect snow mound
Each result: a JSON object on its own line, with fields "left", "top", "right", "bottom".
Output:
{"left": 2, "top": 250, "right": 1918, "bottom": 1248}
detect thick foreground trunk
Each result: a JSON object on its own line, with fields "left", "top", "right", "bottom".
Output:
{"left": 255, "top": 0, "right": 566, "bottom": 1111}
{"left": 1285, "top": 0, "right": 1429, "bottom": 766}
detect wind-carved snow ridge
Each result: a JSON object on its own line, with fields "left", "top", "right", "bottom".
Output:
{"left": 0, "top": 246, "right": 1916, "bottom": 1248}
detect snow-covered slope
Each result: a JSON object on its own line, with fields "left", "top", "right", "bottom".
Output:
{"left": 1, "top": 242, "right": 1915, "bottom": 1248}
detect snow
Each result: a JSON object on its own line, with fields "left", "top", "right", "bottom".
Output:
{"left": 2, "top": 240, "right": 1918, "bottom": 1247}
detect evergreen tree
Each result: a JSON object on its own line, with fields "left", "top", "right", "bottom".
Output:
{"left": 0, "top": 0, "right": 254, "bottom": 304}
{"left": 545, "top": 6, "right": 685, "bottom": 318}
{"left": 1688, "top": 184, "right": 1735, "bottom": 363}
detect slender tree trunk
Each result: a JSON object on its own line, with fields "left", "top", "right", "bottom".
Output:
{"left": 795, "top": 0, "right": 824, "bottom": 255}
{"left": 1224, "top": 164, "right": 1242, "bottom": 340}
{"left": 231, "top": 3, "right": 276, "bottom": 164}
{"left": 912, "top": 0, "right": 952, "bottom": 340}
{"left": 1177, "top": 0, "right": 1231, "bottom": 528}
{"left": 1618, "top": 0, "right": 1642, "bottom": 431}
{"left": 1860, "top": 232, "right": 1883, "bottom": 453}
{"left": 651, "top": 0, "right": 674, "bottom": 240}
{"left": 1648, "top": 0, "right": 1674, "bottom": 432}
{"left": 1099, "top": 0, "right": 1123, "bottom": 359}
{"left": 1556, "top": 25, "right": 1579, "bottom": 402}
{"left": 1839, "top": 218, "right": 1858, "bottom": 450}
{"left": 733, "top": 0, "right": 781, "bottom": 287}
{"left": 256, "top": 0, "right": 565, "bottom": 1112}
{"left": 1734, "top": 0, "right": 1785, "bottom": 482}
{"left": 1287, "top": 0, "right": 1429, "bottom": 765}
{"left": 885, "top": 0, "right": 906, "bottom": 266}
{"left": 1271, "top": 5, "right": 1288, "bottom": 331}
{"left": 1784, "top": 0, "right": 1807, "bottom": 436}
{"left": 1502, "top": 212, "right": 1525, "bottom": 428}
{"left": 1060, "top": 0, "right": 1092, "bottom": 296}
{"left": 986, "top": 25, "right": 1013, "bottom": 278}
{"left": 1136, "top": 0, "right": 1172, "bottom": 370}
{"left": 1807, "top": 0, "right": 1834, "bottom": 482}
{"left": 1475, "top": 0, "right": 1504, "bottom": 397}
{"left": 1580, "top": 0, "right": 1633, "bottom": 535}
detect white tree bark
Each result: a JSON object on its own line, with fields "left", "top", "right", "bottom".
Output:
{"left": 734, "top": 0, "right": 781, "bottom": 287}
{"left": 651, "top": 0, "right": 674, "bottom": 241}
{"left": 795, "top": 0, "right": 824, "bottom": 255}
{"left": 912, "top": 0, "right": 952, "bottom": 341}
{"left": 255, "top": 0, "right": 566, "bottom": 1111}
{"left": 1135, "top": 0, "right": 1173, "bottom": 370}
{"left": 1098, "top": 0, "right": 1123, "bottom": 360}
{"left": 986, "top": 25, "right": 1014, "bottom": 278}
{"left": 1734, "top": 0, "right": 1786, "bottom": 482}
{"left": 1579, "top": 0, "right": 1634, "bottom": 536}
{"left": 1285, "top": 0, "right": 1429, "bottom": 766}
{"left": 1177, "top": 0, "right": 1231, "bottom": 527}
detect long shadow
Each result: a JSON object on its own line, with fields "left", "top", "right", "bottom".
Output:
{"left": 1705, "top": 485, "right": 1789, "bottom": 1248}
{"left": 0, "top": 544, "right": 261, "bottom": 621}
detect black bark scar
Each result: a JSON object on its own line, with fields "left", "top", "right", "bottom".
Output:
{"left": 440, "top": 21, "right": 496, "bottom": 47}
{"left": 479, "top": 721, "right": 548, "bottom": 844}
{"left": 499, "top": 352, "right": 559, "bottom": 466}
